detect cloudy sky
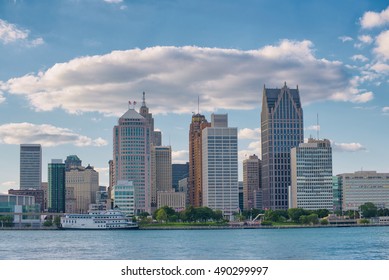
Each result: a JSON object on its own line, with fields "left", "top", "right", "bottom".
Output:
{"left": 1, "top": 0, "right": 389, "bottom": 193}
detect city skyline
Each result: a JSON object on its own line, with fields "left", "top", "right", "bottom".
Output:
{"left": 1, "top": 1, "right": 389, "bottom": 193}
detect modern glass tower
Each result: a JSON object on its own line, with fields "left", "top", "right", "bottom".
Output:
{"left": 261, "top": 83, "right": 304, "bottom": 210}
{"left": 20, "top": 144, "right": 42, "bottom": 190}
{"left": 113, "top": 104, "right": 151, "bottom": 214}
{"left": 48, "top": 159, "right": 66, "bottom": 213}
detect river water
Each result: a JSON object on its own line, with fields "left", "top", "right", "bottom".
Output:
{"left": 1, "top": 226, "right": 388, "bottom": 260}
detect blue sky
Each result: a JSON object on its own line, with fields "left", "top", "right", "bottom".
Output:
{"left": 1, "top": 0, "right": 389, "bottom": 193}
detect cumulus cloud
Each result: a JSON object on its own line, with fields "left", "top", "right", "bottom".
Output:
{"left": 172, "top": 150, "right": 189, "bottom": 163}
{"left": 374, "top": 30, "right": 389, "bottom": 61}
{"left": 339, "top": 36, "right": 353, "bottom": 42}
{"left": 0, "top": 18, "right": 43, "bottom": 46}
{"left": 332, "top": 142, "right": 366, "bottom": 152}
{"left": 103, "top": 0, "right": 123, "bottom": 3}
{"left": 238, "top": 128, "right": 261, "bottom": 140}
{"left": 0, "top": 122, "right": 108, "bottom": 147}
{"left": 351, "top": 55, "right": 369, "bottom": 62}
{"left": 0, "top": 41, "right": 372, "bottom": 116}
{"left": 382, "top": 107, "right": 389, "bottom": 114}
{"left": 239, "top": 141, "right": 261, "bottom": 162}
{"left": 360, "top": 6, "right": 389, "bottom": 29}
{"left": 305, "top": 125, "right": 320, "bottom": 131}
{"left": 358, "top": 35, "right": 373, "bottom": 44}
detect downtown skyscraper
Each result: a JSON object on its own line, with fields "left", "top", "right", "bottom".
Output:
{"left": 20, "top": 144, "right": 42, "bottom": 190}
{"left": 188, "top": 113, "right": 210, "bottom": 207}
{"left": 113, "top": 102, "right": 152, "bottom": 215}
{"left": 261, "top": 83, "right": 304, "bottom": 210}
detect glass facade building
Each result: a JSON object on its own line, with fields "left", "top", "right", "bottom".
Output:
{"left": 20, "top": 144, "right": 42, "bottom": 190}
{"left": 290, "top": 139, "right": 333, "bottom": 211}
{"left": 48, "top": 159, "right": 66, "bottom": 213}
{"left": 261, "top": 83, "right": 304, "bottom": 210}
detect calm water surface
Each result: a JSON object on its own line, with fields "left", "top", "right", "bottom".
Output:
{"left": 1, "top": 227, "right": 389, "bottom": 260}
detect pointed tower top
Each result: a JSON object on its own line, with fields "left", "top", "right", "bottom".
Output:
{"left": 142, "top": 91, "right": 146, "bottom": 107}
{"left": 284, "top": 81, "right": 287, "bottom": 87}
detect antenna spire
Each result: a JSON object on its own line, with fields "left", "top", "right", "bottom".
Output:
{"left": 142, "top": 91, "right": 146, "bottom": 107}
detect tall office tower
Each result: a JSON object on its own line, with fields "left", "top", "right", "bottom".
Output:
{"left": 65, "top": 155, "right": 82, "bottom": 171}
{"left": 48, "top": 159, "right": 66, "bottom": 213}
{"left": 261, "top": 83, "right": 304, "bottom": 210}
{"left": 290, "top": 138, "right": 333, "bottom": 211}
{"left": 243, "top": 154, "right": 261, "bottom": 211}
{"left": 202, "top": 114, "right": 238, "bottom": 219}
{"left": 20, "top": 144, "right": 42, "bottom": 189}
{"left": 113, "top": 103, "right": 151, "bottom": 214}
{"left": 151, "top": 146, "right": 172, "bottom": 210}
{"left": 113, "top": 180, "right": 135, "bottom": 216}
{"left": 66, "top": 164, "right": 99, "bottom": 213}
{"left": 188, "top": 113, "right": 211, "bottom": 207}
{"left": 172, "top": 163, "right": 189, "bottom": 192}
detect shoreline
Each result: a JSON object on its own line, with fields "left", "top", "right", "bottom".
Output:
{"left": 2, "top": 223, "right": 389, "bottom": 230}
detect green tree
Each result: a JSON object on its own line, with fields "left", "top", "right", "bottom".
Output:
{"left": 0, "top": 215, "right": 13, "bottom": 227}
{"left": 360, "top": 202, "right": 378, "bottom": 218}
{"left": 314, "top": 209, "right": 330, "bottom": 218}
{"left": 320, "top": 219, "right": 329, "bottom": 225}
{"left": 155, "top": 208, "right": 168, "bottom": 223}
{"left": 53, "top": 216, "right": 61, "bottom": 228}
{"left": 307, "top": 213, "right": 319, "bottom": 225}
{"left": 288, "top": 208, "right": 307, "bottom": 222}
{"left": 213, "top": 210, "right": 224, "bottom": 222}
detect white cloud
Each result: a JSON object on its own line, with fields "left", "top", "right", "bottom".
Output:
{"left": 0, "top": 18, "right": 44, "bottom": 46}
{"left": 374, "top": 30, "right": 389, "bottom": 61}
{"left": 0, "top": 122, "right": 108, "bottom": 147}
{"left": 103, "top": 0, "right": 123, "bottom": 3}
{"left": 332, "top": 142, "right": 366, "bottom": 152}
{"left": 358, "top": 35, "right": 373, "bottom": 44}
{"left": 0, "top": 41, "right": 372, "bottom": 116}
{"left": 351, "top": 54, "right": 369, "bottom": 62}
{"left": 239, "top": 141, "right": 261, "bottom": 163}
{"left": 371, "top": 63, "right": 389, "bottom": 73}
{"left": 1, "top": 181, "right": 17, "bottom": 187}
{"left": 382, "top": 107, "right": 389, "bottom": 114}
{"left": 95, "top": 167, "right": 109, "bottom": 174}
{"left": 339, "top": 36, "right": 353, "bottom": 42}
{"left": 360, "top": 6, "right": 389, "bottom": 29}
{"left": 238, "top": 128, "right": 260, "bottom": 140}
{"left": 305, "top": 125, "right": 320, "bottom": 131}
{"left": 172, "top": 150, "right": 188, "bottom": 163}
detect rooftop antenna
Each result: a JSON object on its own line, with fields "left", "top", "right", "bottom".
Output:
{"left": 317, "top": 113, "right": 320, "bottom": 140}
{"left": 197, "top": 95, "right": 200, "bottom": 114}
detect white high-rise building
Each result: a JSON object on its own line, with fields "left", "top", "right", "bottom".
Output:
{"left": 113, "top": 180, "right": 135, "bottom": 216}
{"left": 290, "top": 138, "right": 333, "bottom": 211}
{"left": 20, "top": 144, "right": 42, "bottom": 190}
{"left": 202, "top": 114, "right": 238, "bottom": 219}
{"left": 113, "top": 104, "right": 151, "bottom": 214}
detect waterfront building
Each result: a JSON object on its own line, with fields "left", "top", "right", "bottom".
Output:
{"left": 157, "top": 191, "right": 186, "bottom": 212}
{"left": 20, "top": 144, "right": 42, "bottom": 190}
{"left": 113, "top": 102, "right": 151, "bottom": 214}
{"left": 337, "top": 171, "right": 389, "bottom": 211}
{"left": 8, "top": 189, "right": 45, "bottom": 212}
{"left": 261, "top": 83, "right": 304, "bottom": 210}
{"left": 243, "top": 155, "right": 261, "bottom": 211}
{"left": 48, "top": 159, "right": 66, "bottom": 213}
{"left": 290, "top": 138, "right": 333, "bottom": 211}
{"left": 189, "top": 113, "right": 211, "bottom": 207}
{"left": 65, "top": 164, "right": 99, "bottom": 213}
{"left": 202, "top": 114, "right": 238, "bottom": 219}
{"left": 253, "top": 189, "right": 263, "bottom": 210}
{"left": 108, "top": 159, "right": 114, "bottom": 200}
{"left": 64, "top": 155, "right": 82, "bottom": 171}
{"left": 333, "top": 176, "right": 342, "bottom": 212}
{"left": 151, "top": 146, "right": 173, "bottom": 210}
{"left": 172, "top": 163, "right": 189, "bottom": 192}
{"left": 112, "top": 180, "right": 135, "bottom": 216}
{"left": 0, "top": 194, "right": 40, "bottom": 225}
{"left": 41, "top": 182, "right": 48, "bottom": 210}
